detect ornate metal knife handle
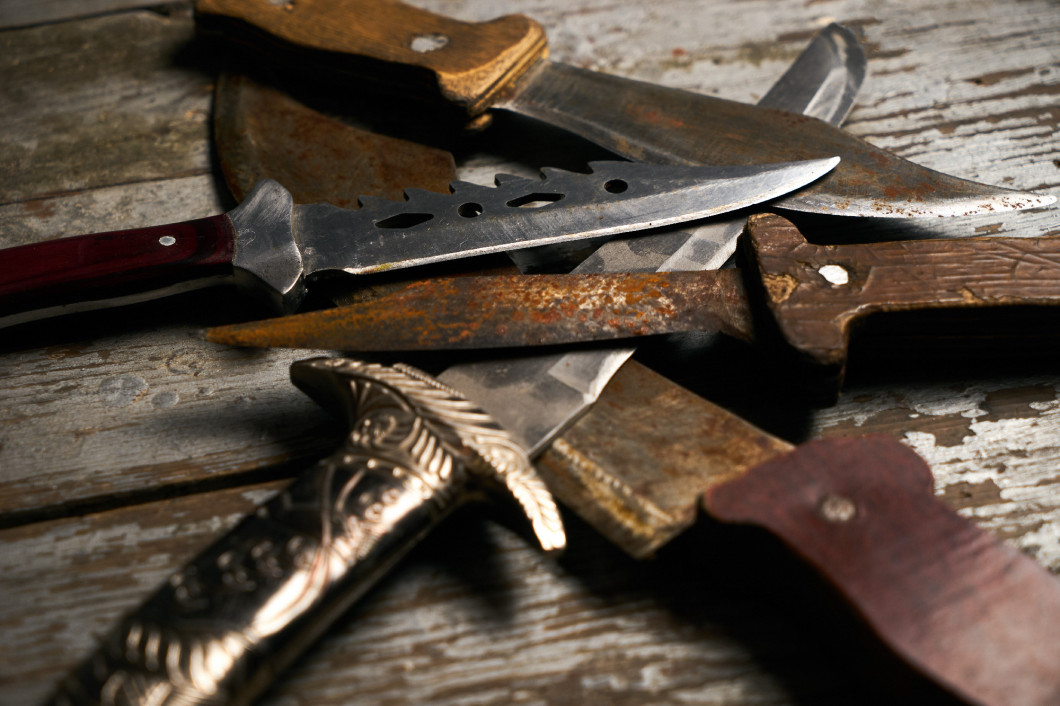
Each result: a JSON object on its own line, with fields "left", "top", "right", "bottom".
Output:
{"left": 48, "top": 358, "right": 565, "bottom": 706}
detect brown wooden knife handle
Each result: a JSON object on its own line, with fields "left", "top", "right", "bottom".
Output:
{"left": 195, "top": 0, "right": 547, "bottom": 115}
{"left": 703, "top": 435, "right": 1060, "bottom": 706}
{"left": 0, "top": 215, "right": 236, "bottom": 328}
{"left": 746, "top": 213, "right": 1060, "bottom": 371}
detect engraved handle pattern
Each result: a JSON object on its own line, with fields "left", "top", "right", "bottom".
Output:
{"left": 48, "top": 359, "right": 563, "bottom": 706}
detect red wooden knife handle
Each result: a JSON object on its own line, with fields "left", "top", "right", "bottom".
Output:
{"left": 0, "top": 215, "right": 236, "bottom": 327}
{"left": 703, "top": 435, "right": 1060, "bottom": 706}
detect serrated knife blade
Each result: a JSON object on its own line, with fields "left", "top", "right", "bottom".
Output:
{"left": 0, "top": 158, "right": 835, "bottom": 329}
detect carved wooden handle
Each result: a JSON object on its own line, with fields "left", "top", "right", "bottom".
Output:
{"left": 0, "top": 215, "right": 236, "bottom": 329}
{"left": 704, "top": 435, "right": 1060, "bottom": 706}
{"left": 746, "top": 213, "right": 1060, "bottom": 373}
{"left": 195, "top": 0, "right": 548, "bottom": 115}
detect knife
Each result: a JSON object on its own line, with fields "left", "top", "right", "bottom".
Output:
{"left": 0, "top": 158, "right": 836, "bottom": 329}
{"left": 46, "top": 29, "right": 1054, "bottom": 704}
{"left": 535, "top": 360, "right": 1060, "bottom": 706}
{"left": 193, "top": 0, "right": 1054, "bottom": 218}
{"left": 47, "top": 357, "right": 1060, "bottom": 706}
{"left": 204, "top": 212, "right": 1060, "bottom": 396}
{"left": 45, "top": 35, "right": 859, "bottom": 704}
{"left": 506, "top": 20, "right": 867, "bottom": 275}
{"left": 46, "top": 357, "right": 567, "bottom": 706}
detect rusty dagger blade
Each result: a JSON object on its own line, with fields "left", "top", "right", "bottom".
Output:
{"left": 204, "top": 269, "right": 755, "bottom": 351}
{"left": 206, "top": 213, "right": 1060, "bottom": 395}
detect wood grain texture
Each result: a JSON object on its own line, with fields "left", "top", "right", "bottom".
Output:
{"left": 0, "top": 213, "right": 236, "bottom": 326}
{"left": 705, "top": 435, "right": 1060, "bottom": 706}
{"left": 746, "top": 212, "right": 1060, "bottom": 373}
{"left": 196, "top": 0, "right": 548, "bottom": 114}
{"left": 2, "top": 0, "right": 1059, "bottom": 704}
{"left": 0, "top": 8, "right": 218, "bottom": 204}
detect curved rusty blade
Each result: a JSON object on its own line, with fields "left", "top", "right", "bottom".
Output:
{"left": 499, "top": 61, "right": 1054, "bottom": 217}
{"left": 214, "top": 72, "right": 456, "bottom": 206}
{"left": 203, "top": 269, "right": 753, "bottom": 351}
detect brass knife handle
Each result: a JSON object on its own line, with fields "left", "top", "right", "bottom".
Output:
{"left": 195, "top": 0, "right": 548, "bottom": 115}
{"left": 47, "top": 359, "right": 564, "bottom": 706}
{"left": 48, "top": 426, "right": 466, "bottom": 706}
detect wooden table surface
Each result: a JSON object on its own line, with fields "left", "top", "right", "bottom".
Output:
{"left": 2, "top": 1, "right": 1059, "bottom": 704}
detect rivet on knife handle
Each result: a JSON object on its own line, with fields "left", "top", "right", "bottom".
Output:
{"left": 537, "top": 361, "right": 1060, "bottom": 704}
{"left": 195, "top": 0, "right": 547, "bottom": 115}
{"left": 0, "top": 160, "right": 834, "bottom": 329}
{"left": 746, "top": 212, "right": 1060, "bottom": 384}
{"left": 46, "top": 358, "right": 564, "bottom": 706}
{"left": 704, "top": 435, "right": 1060, "bottom": 706}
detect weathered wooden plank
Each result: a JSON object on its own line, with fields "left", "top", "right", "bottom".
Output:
{"left": 0, "top": 481, "right": 962, "bottom": 706}
{"left": 0, "top": 326, "right": 335, "bottom": 519}
{"left": 2, "top": 0, "right": 1057, "bottom": 522}
{"left": 0, "top": 8, "right": 215, "bottom": 204}
{"left": 0, "top": 1, "right": 184, "bottom": 31}
{"left": 2, "top": 1, "right": 1060, "bottom": 703}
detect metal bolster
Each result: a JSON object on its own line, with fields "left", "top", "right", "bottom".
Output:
{"left": 228, "top": 179, "right": 306, "bottom": 314}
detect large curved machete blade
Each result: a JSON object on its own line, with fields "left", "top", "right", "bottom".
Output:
{"left": 213, "top": 71, "right": 457, "bottom": 207}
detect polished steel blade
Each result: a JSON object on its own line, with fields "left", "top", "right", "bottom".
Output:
{"left": 758, "top": 24, "right": 866, "bottom": 125}
{"left": 277, "top": 159, "right": 836, "bottom": 277}
{"left": 496, "top": 61, "right": 1052, "bottom": 219}
{"left": 204, "top": 270, "right": 753, "bottom": 351}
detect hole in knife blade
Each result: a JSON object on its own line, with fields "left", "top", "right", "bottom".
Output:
{"left": 458, "top": 203, "right": 484, "bottom": 218}
{"left": 604, "top": 179, "right": 628, "bottom": 194}
{"left": 374, "top": 212, "right": 434, "bottom": 229}
{"left": 506, "top": 192, "right": 564, "bottom": 209}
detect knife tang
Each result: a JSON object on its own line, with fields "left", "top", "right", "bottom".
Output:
{"left": 195, "top": 0, "right": 547, "bottom": 115}
{"left": 747, "top": 213, "right": 1060, "bottom": 382}
{"left": 0, "top": 215, "right": 238, "bottom": 329}
{"left": 541, "top": 361, "right": 1060, "bottom": 706}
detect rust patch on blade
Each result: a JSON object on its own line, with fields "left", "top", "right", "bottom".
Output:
{"left": 205, "top": 271, "right": 755, "bottom": 352}
{"left": 538, "top": 362, "right": 792, "bottom": 558}
{"left": 214, "top": 72, "right": 456, "bottom": 206}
